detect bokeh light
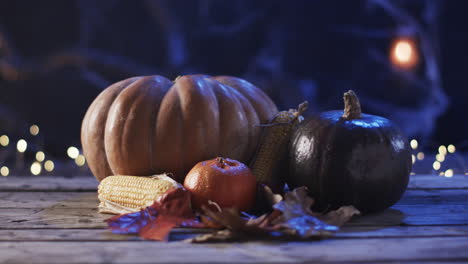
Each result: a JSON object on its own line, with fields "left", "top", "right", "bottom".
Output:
{"left": 17, "top": 139, "right": 27, "bottom": 153}
{"left": 447, "top": 144, "right": 456, "bottom": 153}
{"left": 438, "top": 145, "right": 447, "bottom": 155}
{"left": 0, "top": 135, "right": 9, "bottom": 147}
{"left": 0, "top": 166, "right": 9, "bottom": 176}
{"left": 390, "top": 38, "right": 419, "bottom": 69}
{"left": 445, "top": 169, "right": 454, "bottom": 177}
{"left": 436, "top": 154, "right": 445, "bottom": 162}
{"left": 67, "top": 146, "right": 80, "bottom": 159}
{"left": 29, "top": 125, "right": 40, "bottom": 136}
{"left": 44, "top": 160, "right": 55, "bottom": 172}
{"left": 417, "top": 152, "right": 425, "bottom": 160}
{"left": 36, "top": 151, "right": 45, "bottom": 162}
{"left": 410, "top": 139, "right": 418, "bottom": 150}
{"left": 30, "top": 162, "right": 42, "bottom": 175}
{"left": 75, "top": 155, "right": 86, "bottom": 167}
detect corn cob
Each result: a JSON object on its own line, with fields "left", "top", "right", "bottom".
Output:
{"left": 97, "top": 174, "right": 181, "bottom": 214}
{"left": 250, "top": 101, "right": 308, "bottom": 192}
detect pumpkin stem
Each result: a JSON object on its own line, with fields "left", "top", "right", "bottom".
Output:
{"left": 342, "top": 90, "right": 362, "bottom": 120}
{"left": 216, "top": 157, "right": 226, "bottom": 168}
{"left": 297, "top": 101, "right": 308, "bottom": 116}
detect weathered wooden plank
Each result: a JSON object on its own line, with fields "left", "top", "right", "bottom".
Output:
{"left": 338, "top": 225, "right": 468, "bottom": 238}
{"left": 408, "top": 175, "right": 468, "bottom": 189}
{"left": 1, "top": 174, "right": 467, "bottom": 192}
{"left": 0, "top": 201, "right": 467, "bottom": 229}
{"left": 0, "top": 176, "right": 98, "bottom": 191}
{"left": 0, "top": 228, "right": 212, "bottom": 241}
{"left": 0, "top": 237, "right": 467, "bottom": 263}
{"left": 353, "top": 205, "right": 468, "bottom": 226}
{"left": 2, "top": 226, "right": 468, "bottom": 241}
{"left": 398, "top": 189, "right": 468, "bottom": 205}
{"left": 2, "top": 188, "right": 467, "bottom": 210}
{"left": 0, "top": 208, "right": 108, "bottom": 229}
{"left": 356, "top": 262, "right": 468, "bottom": 264}
{"left": 359, "top": 189, "right": 468, "bottom": 226}
{"left": 0, "top": 189, "right": 467, "bottom": 228}
{"left": 0, "top": 192, "right": 98, "bottom": 208}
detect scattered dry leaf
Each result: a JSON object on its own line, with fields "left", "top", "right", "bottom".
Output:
{"left": 272, "top": 187, "right": 360, "bottom": 237}
{"left": 188, "top": 186, "right": 360, "bottom": 243}
{"left": 106, "top": 187, "right": 201, "bottom": 241}
{"left": 264, "top": 185, "right": 283, "bottom": 206}
{"left": 318, "top": 206, "right": 361, "bottom": 226}
{"left": 106, "top": 185, "right": 359, "bottom": 243}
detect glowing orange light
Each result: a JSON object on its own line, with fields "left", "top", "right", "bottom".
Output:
{"left": 390, "top": 38, "right": 419, "bottom": 69}
{"left": 30, "top": 125, "right": 40, "bottom": 136}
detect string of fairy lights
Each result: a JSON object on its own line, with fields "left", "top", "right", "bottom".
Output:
{"left": 409, "top": 139, "right": 466, "bottom": 177}
{"left": 0, "top": 124, "right": 87, "bottom": 177}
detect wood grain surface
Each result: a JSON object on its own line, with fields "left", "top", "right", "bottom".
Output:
{"left": 0, "top": 174, "right": 467, "bottom": 263}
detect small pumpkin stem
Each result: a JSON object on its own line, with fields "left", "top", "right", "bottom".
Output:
{"left": 297, "top": 101, "right": 308, "bottom": 116}
{"left": 342, "top": 90, "right": 362, "bottom": 120}
{"left": 216, "top": 157, "right": 226, "bottom": 168}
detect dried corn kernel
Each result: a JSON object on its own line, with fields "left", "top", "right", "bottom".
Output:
{"left": 98, "top": 174, "right": 180, "bottom": 214}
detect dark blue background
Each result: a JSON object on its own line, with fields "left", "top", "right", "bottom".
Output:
{"left": 0, "top": 0, "right": 466, "bottom": 156}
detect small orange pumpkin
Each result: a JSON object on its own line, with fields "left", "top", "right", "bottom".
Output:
{"left": 81, "top": 75, "right": 278, "bottom": 182}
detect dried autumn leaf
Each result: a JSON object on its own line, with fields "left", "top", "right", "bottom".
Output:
{"left": 200, "top": 205, "right": 259, "bottom": 233}
{"left": 272, "top": 187, "right": 339, "bottom": 237}
{"left": 251, "top": 183, "right": 283, "bottom": 215}
{"left": 189, "top": 186, "right": 360, "bottom": 243}
{"left": 189, "top": 229, "right": 243, "bottom": 243}
{"left": 318, "top": 206, "right": 361, "bottom": 227}
{"left": 139, "top": 219, "right": 177, "bottom": 241}
{"left": 187, "top": 205, "right": 272, "bottom": 243}
{"left": 263, "top": 185, "right": 283, "bottom": 206}
{"left": 273, "top": 187, "right": 360, "bottom": 238}
{"left": 156, "top": 187, "right": 196, "bottom": 221}
{"left": 273, "top": 186, "right": 315, "bottom": 216}
{"left": 106, "top": 187, "right": 201, "bottom": 241}
{"left": 106, "top": 206, "right": 157, "bottom": 234}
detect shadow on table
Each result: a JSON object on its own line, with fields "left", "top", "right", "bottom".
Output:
{"left": 340, "top": 208, "right": 406, "bottom": 234}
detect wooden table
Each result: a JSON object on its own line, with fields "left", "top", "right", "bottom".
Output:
{"left": 1, "top": 175, "right": 467, "bottom": 263}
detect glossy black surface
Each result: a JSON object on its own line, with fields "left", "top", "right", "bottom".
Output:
{"left": 288, "top": 110, "right": 412, "bottom": 213}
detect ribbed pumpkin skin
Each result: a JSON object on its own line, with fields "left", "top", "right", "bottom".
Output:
{"left": 81, "top": 75, "right": 278, "bottom": 182}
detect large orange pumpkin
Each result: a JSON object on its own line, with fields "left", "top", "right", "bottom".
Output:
{"left": 81, "top": 75, "right": 278, "bottom": 182}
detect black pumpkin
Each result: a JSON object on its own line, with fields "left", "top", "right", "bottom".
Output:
{"left": 288, "top": 90, "right": 411, "bottom": 213}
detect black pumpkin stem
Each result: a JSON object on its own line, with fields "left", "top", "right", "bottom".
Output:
{"left": 342, "top": 90, "right": 362, "bottom": 120}
{"left": 297, "top": 101, "right": 308, "bottom": 116}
